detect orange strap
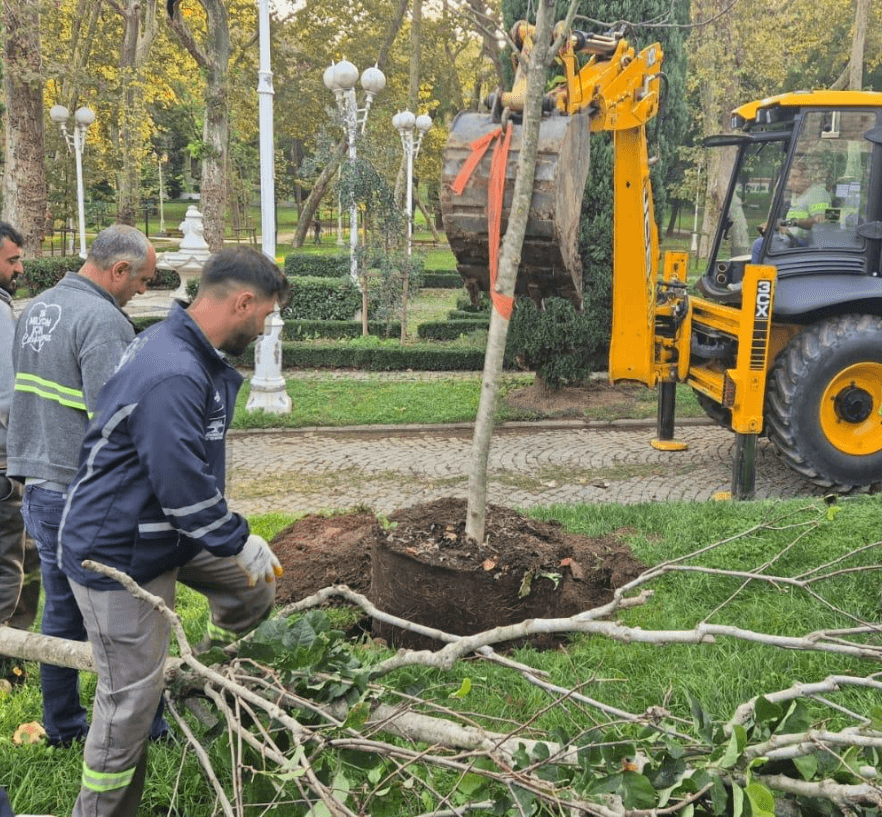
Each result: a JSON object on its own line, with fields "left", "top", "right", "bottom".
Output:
{"left": 451, "top": 127, "right": 502, "bottom": 195}
{"left": 487, "top": 123, "right": 514, "bottom": 320}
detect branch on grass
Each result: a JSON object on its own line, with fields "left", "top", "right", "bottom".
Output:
{"left": 749, "top": 772, "right": 882, "bottom": 809}
{"left": 727, "top": 675, "right": 882, "bottom": 731}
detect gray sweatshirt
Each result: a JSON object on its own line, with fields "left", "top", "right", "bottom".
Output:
{"left": 0, "top": 288, "right": 15, "bottom": 472}
{"left": 8, "top": 272, "right": 135, "bottom": 486}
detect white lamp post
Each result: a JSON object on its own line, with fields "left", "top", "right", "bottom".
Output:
{"left": 155, "top": 152, "right": 168, "bottom": 235}
{"left": 323, "top": 60, "right": 386, "bottom": 287}
{"left": 392, "top": 110, "right": 431, "bottom": 342}
{"left": 50, "top": 104, "right": 95, "bottom": 259}
{"left": 392, "top": 110, "right": 431, "bottom": 256}
{"left": 247, "top": 0, "right": 291, "bottom": 415}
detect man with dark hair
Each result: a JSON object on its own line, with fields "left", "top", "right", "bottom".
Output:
{"left": 0, "top": 222, "right": 40, "bottom": 660}
{"left": 7, "top": 223, "right": 158, "bottom": 746}
{"left": 60, "top": 247, "right": 289, "bottom": 817}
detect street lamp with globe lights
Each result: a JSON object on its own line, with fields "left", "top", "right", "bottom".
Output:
{"left": 392, "top": 110, "right": 431, "bottom": 256}
{"left": 323, "top": 60, "right": 385, "bottom": 287}
{"left": 392, "top": 110, "right": 431, "bottom": 342}
{"left": 50, "top": 104, "right": 95, "bottom": 259}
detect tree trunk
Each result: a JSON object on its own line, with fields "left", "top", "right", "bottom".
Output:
{"left": 114, "top": 0, "right": 159, "bottom": 226}
{"left": 201, "top": 60, "right": 230, "bottom": 251}
{"left": 465, "top": 0, "right": 555, "bottom": 544}
{"left": 848, "top": 0, "right": 869, "bottom": 90}
{"left": 168, "top": 0, "right": 231, "bottom": 252}
{"left": 2, "top": 0, "right": 47, "bottom": 255}
{"left": 293, "top": 140, "right": 347, "bottom": 248}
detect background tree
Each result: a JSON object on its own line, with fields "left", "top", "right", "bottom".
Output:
{"left": 1, "top": 0, "right": 46, "bottom": 254}
{"left": 168, "top": 0, "right": 234, "bottom": 251}
{"left": 109, "top": 0, "right": 160, "bottom": 225}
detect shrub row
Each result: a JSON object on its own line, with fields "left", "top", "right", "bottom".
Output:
{"left": 131, "top": 315, "right": 403, "bottom": 342}
{"left": 417, "top": 320, "right": 489, "bottom": 341}
{"left": 283, "top": 254, "right": 350, "bottom": 278}
{"left": 285, "top": 319, "right": 402, "bottom": 340}
{"left": 421, "top": 272, "right": 463, "bottom": 289}
{"left": 227, "top": 342, "right": 486, "bottom": 371}
{"left": 285, "top": 276, "right": 361, "bottom": 321}
{"left": 21, "top": 256, "right": 75, "bottom": 295}
{"left": 22, "top": 257, "right": 180, "bottom": 298}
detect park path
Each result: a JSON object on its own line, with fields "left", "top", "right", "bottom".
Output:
{"left": 226, "top": 420, "right": 827, "bottom": 517}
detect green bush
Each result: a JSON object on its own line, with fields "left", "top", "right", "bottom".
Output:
{"left": 21, "top": 258, "right": 179, "bottom": 297}
{"left": 447, "top": 310, "right": 488, "bottom": 320}
{"left": 421, "top": 272, "right": 464, "bottom": 288}
{"left": 148, "top": 268, "right": 180, "bottom": 290}
{"left": 284, "top": 276, "right": 360, "bottom": 321}
{"left": 21, "top": 256, "right": 74, "bottom": 295}
{"left": 418, "top": 319, "right": 490, "bottom": 340}
{"left": 283, "top": 254, "right": 349, "bottom": 278}
{"left": 505, "top": 297, "right": 607, "bottom": 387}
{"left": 455, "top": 292, "right": 490, "bottom": 313}
{"left": 227, "top": 341, "right": 486, "bottom": 371}
{"left": 284, "top": 319, "right": 401, "bottom": 340}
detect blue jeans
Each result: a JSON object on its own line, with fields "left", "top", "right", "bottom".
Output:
{"left": 23, "top": 486, "right": 167, "bottom": 745}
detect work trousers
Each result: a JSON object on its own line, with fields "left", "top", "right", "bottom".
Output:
{"left": 0, "top": 480, "right": 39, "bottom": 630}
{"left": 70, "top": 548, "right": 274, "bottom": 817}
{"left": 23, "top": 486, "right": 169, "bottom": 745}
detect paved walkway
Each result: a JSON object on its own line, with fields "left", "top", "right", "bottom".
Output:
{"left": 226, "top": 420, "right": 827, "bottom": 517}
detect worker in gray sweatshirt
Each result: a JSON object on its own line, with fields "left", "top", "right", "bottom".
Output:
{"left": 7, "top": 224, "right": 157, "bottom": 746}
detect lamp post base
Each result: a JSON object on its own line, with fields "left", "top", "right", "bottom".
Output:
{"left": 246, "top": 314, "right": 291, "bottom": 415}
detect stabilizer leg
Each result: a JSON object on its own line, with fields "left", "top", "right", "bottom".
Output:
{"left": 651, "top": 381, "right": 688, "bottom": 452}
{"left": 731, "top": 433, "right": 757, "bottom": 500}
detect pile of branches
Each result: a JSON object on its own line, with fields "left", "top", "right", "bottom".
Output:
{"left": 3, "top": 508, "right": 882, "bottom": 816}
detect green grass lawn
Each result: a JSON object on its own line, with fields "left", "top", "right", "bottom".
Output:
{"left": 231, "top": 373, "right": 704, "bottom": 429}
{"left": 2, "top": 496, "right": 878, "bottom": 815}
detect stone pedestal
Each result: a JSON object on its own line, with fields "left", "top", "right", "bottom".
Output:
{"left": 246, "top": 311, "right": 292, "bottom": 414}
{"left": 156, "top": 206, "right": 212, "bottom": 299}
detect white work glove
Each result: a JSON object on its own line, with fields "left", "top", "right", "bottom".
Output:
{"left": 235, "top": 534, "right": 283, "bottom": 587}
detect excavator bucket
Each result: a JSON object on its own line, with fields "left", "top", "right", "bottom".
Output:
{"left": 440, "top": 109, "right": 592, "bottom": 308}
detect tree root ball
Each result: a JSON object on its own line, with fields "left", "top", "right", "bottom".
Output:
{"left": 269, "top": 498, "right": 646, "bottom": 650}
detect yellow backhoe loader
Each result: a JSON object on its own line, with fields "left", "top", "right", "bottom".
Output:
{"left": 440, "top": 20, "right": 882, "bottom": 498}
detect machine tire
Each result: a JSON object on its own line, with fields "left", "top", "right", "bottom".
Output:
{"left": 693, "top": 390, "right": 732, "bottom": 430}
{"left": 765, "top": 314, "right": 882, "bottom": 491}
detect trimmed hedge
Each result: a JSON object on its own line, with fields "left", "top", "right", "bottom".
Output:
{"left": 223, "top": 341, "right": 484, "bottom": 371}
{"left": 21, "top": 257, "right": 74, "bottom": 295}
{"left": 284, "top": 254, "right": 349, "bottom": 278}
{"left": 148, "top": 268, "right": 180, "bottom": 290}
{"left": 21, "top": 257, "right": 179, "bottom": 298}
{"left": 422, "top": 272, "right": 464, "bottom": 289}
{"left": 285, "top": 276, "right": 360, "bottom": 321}
{"left": 418, "top": 320, "right": 489, "bottom": 341}
{"left": 284, "top": 319, "right": 401, "bottom": 340}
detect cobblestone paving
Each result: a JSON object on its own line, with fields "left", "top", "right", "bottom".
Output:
{"left": 227, "top": 421, "right": 827, "bottom": 517}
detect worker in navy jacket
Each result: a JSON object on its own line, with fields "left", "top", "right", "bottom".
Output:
{"left": 60, "top": 247, "right": 290, "bottom": 817}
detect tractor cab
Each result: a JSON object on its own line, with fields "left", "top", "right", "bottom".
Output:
{"left": 698, "top": 94, "right": 882, "bottom": 319}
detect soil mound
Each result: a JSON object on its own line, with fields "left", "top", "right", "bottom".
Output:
{"left": 269, "top": 498, "right": 645, "bottom": 649}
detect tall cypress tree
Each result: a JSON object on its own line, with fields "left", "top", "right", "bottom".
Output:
{"left": 501, "top": 0, "right": 689, "bottom": 384}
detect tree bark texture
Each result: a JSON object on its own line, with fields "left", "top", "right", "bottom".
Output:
{"left": 1, "top": 0, "right": 47, "bottom": 255}
{"left": 465, "top": 0, "right": 554, "bottom": 543}
{"left": 169, "top": 0, "right": 231, "bottom": 252}
{"left": 113, "top": 0, "right": 159, "bottom": 226}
